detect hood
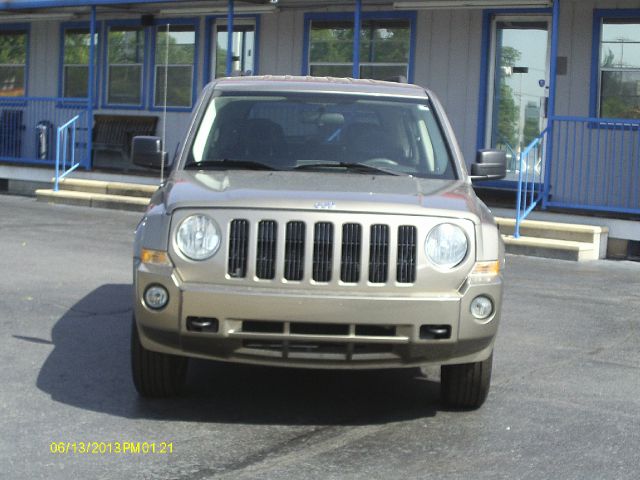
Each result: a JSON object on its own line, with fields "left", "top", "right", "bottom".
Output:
{"left": 156, "top": 170, "right": 483, "bottom": 222}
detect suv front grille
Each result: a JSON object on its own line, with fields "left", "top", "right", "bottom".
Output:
{"left": 226, "top": 219, "right": 417, "bottom": 285}
{"left": 236, "top": 320, "right": 404, "bottom": 362}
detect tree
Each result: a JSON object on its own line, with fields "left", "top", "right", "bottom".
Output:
{"left": 522, "top": 115, "right": 540, "bottom": 147}
{"left": 0, "top": 32, "right": 27, "bottom": 96}
{"left": 494, "top": 46, "right": 521, "bottom": 151}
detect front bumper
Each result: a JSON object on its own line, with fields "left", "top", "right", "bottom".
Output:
{"left": 134, "top": 264, "right": 503, "bottom": 369}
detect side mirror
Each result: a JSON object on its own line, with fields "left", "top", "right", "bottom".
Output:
{"left": 131, "top": 136, "right": 169, "bottom": 169}
{"left": 470, "top": 149, "right": 507, "bottom": 180}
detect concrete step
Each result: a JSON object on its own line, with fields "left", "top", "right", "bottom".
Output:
{"left": 502, "top": 235, "right": 597, "bottom": 262}
{"left": 495, "top": 217, "right": 608, "bottom": 242}
{"left": 54, "top": 178, "right": 157, "bottom": 198}
{"left": 35, "top": 189, "right": 149, "bottom": 212}
{"left": 496, "top": 217, "right": 608, "bottom": 260}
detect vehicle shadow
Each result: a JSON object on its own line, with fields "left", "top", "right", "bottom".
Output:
{"left": 37, "top": 284, "right": 439, "bottom": 425}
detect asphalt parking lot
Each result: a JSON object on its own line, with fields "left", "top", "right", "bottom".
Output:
{"left": 1, "top": 194, "right": 639, "bottom": 480}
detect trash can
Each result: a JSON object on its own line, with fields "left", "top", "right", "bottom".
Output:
{"left": 36, "top": 120, "right": 54, "bottom": 161}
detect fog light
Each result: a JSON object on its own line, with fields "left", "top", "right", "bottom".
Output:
{"left": 470, "top": 295, "right": 493, "bottom": 320}
{"left": 144, "top": 285, "right": 169, "bottom": 310}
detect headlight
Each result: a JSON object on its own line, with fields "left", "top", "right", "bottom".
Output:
{"left": 425, "top": 223, "right": 468, "bottom": 269}
{"left": 176, "top": 215, "right": 221, "bottom": 260}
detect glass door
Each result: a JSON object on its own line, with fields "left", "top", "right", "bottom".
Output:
{"left": 487, "top": 18, "right": 550, "bottom": 180}
{"left": 212, "top": 21, "right": 256, "bottom": 78}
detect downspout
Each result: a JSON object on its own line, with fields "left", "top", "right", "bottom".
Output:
{"left": 87, "top": 5, "right": 96, "bottom": 169}
{"left": 352, "top": 0, "right": 361, "bottom": 79}
{"left": 542, "top": 0, "right": 560, "bottom": 208}
{"left": 226, "top": 0, "right": 234, "bottom": 76}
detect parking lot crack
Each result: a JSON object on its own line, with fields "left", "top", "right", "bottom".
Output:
{"left": 168, "top": 424, "right": 387, "bottom": 480}
{"left": 211, "top": 424, "right": 387, "bottom": 480}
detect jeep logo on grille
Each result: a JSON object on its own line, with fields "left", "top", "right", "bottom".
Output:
{"left": 314, "top": 201, "right": 336, "bottom": 210}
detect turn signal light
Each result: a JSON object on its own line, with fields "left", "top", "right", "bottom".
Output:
{"left": 470, "top": 260, "right": 501, "bottom": 276}
{"left": 141, "top": 249, "right": 172, "bottom": 266}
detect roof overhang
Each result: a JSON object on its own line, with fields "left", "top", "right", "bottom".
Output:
{"left": 0, "top": 0, "right": 553, "bottom": 16}
{"left": 0, "top": 0, "right": 283, "bottom": 20}
{"left": 393, "top": 0, "right": 552, "bottom": 9}
{"left": 0, "top": 0, "right": 169, "bottom": 10}
{"left": 0, "top": 0, "right": 276, "bottom": 12}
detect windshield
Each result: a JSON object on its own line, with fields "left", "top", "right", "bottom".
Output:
{"left": 187, "top": 92, "right": 456, "bottom": 179}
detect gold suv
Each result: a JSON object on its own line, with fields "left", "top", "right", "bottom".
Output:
{"left": 131, "top": 76, "right": 506, "bottom": 409}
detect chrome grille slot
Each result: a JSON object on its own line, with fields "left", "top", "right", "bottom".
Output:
{"left": 228, "top": 219, "right": 249, "bottom": 278}
{"left": 397, "top": 225, "right": 417, "bottom": 284}
{"left": 369, "top": 224, "right": 389, "bottom": 283}
{"left": 256, "top": 220, "right": 277, "bottom": 279}
{"left": 312, "top": 222, "right": 334, "bottom": 282}
{"left": 340, "top": 223, "right": 362, "bottom": 283}
{"left": 284, "top": 221, "right": 305, "bottom": 281}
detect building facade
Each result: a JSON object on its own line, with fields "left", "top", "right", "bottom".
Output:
{"left": 0, "top": 0, "right": 638, "bottom": 220}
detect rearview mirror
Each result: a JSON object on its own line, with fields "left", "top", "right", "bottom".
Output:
{"left": 131, "top": 136, "right": 169, "bottom": 170}
{"left": 470, "top": 149, "right": 507, "bottom": 180}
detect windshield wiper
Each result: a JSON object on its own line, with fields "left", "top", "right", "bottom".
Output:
{"left": 292, "top": 161, "right": 403, "bottom": 176}
{"left": 184, "top": 159, "right": 276, "bottom": 171}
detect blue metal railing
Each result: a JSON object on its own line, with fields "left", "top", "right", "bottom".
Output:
{"left": 54, "top": 112, "right": 87, "bottom": 192}
{"left": 546, "top": 116, "right": 640, "bottom": 216}
{"left": 515, "top": 126, "right": 549, "bottom": 238}
{"left": 0, "top": 96, "right": 89, "bottom": 167}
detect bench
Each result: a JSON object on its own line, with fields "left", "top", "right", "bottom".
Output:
{"left": 92, "top": 114, "right": 158, "bottom": 157}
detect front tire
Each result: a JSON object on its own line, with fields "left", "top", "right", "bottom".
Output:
{"left": 131, "top": 318, "right": 188, "bottom": 398}
{"left": 440, "top": 353, "right": 493, "bottom": 409}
